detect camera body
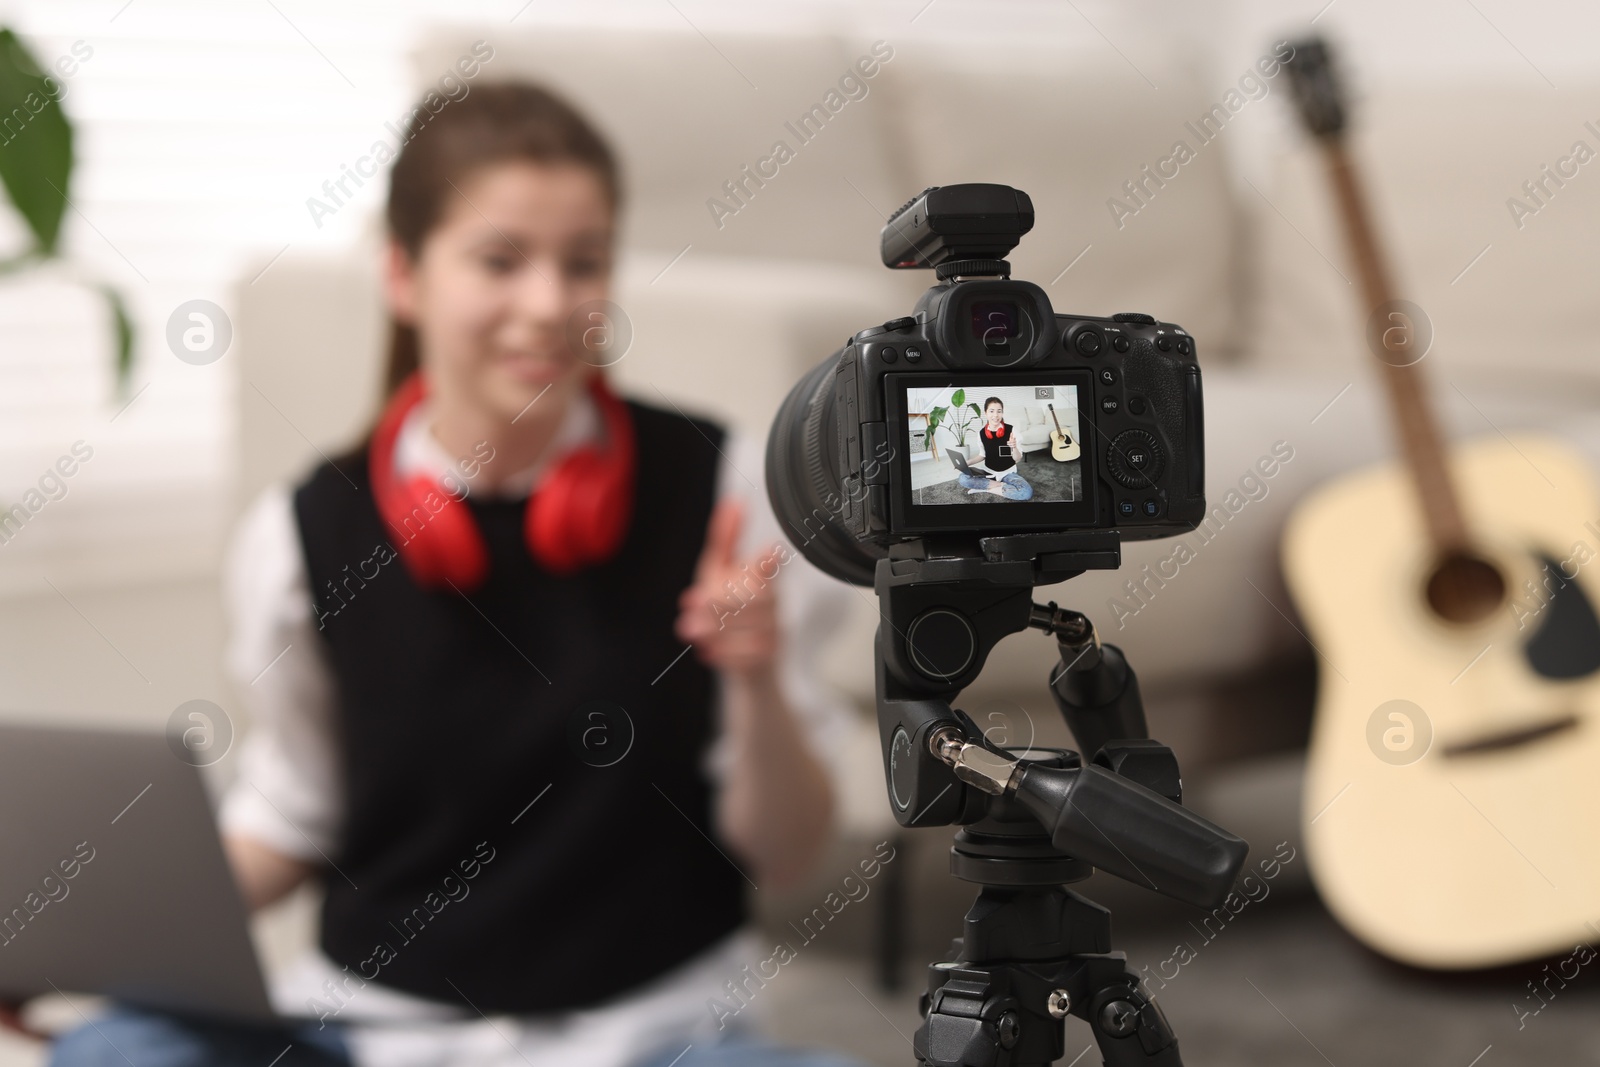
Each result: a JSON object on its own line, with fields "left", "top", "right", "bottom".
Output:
{"left": 837, "top": 288, "right": 1205, "bottom": 538}
{"left": 767, "top": 184, "right": 1206, "bottom": 588}
{"left": 768, "top": 182, "right": 1203, "bottom": 588}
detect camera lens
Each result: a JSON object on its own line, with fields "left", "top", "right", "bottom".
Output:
{"left": 766, "top": 352, "right": 889, "bottom": 587}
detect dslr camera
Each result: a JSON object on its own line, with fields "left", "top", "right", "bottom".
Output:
{"left": 768, "top": 183, "right": 1205, "bottom": 587}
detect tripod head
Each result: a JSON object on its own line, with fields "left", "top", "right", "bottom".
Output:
{"left": 874, "top": 532, "right": 1246, "bottom": 909}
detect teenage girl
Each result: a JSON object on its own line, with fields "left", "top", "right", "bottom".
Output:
{"left": 955, "top": 397, "right": 1034, "bottom": 501}
{"left": 45, "top": 83, "right": 864, "bottom": 1067}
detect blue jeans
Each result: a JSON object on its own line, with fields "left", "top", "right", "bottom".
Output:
{"left": 957, "top": 469, "right": 1033, "bottom": 500}
{"left": 635, "top": 1032, "right": 865, "bottom": 1067}
{"left": 47, "top": 1003, "right": 351, "bottom": 1066}
{"left": 48, "top": 1003, "right": 867, "bottom": 1067}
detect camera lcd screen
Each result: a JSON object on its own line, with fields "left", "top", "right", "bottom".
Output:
{"left": 904, "top": 382, "right": 1084, "bottom": 506}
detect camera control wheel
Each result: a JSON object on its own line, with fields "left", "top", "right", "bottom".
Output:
{"left": 1106, "top": 429, "right": 1163, "bottom": 489}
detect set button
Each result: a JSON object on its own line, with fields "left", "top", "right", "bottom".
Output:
{"left": 1106, "top": 429, "right": 1164, "bottom": 488}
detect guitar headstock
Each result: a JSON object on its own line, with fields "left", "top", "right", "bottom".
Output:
{"left": 1283, "top": 36, "right": 1347, "bottom": 139}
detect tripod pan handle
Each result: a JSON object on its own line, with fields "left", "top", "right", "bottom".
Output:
{"left": 1011, "top": 761, "right": 1248, "bottom": 908}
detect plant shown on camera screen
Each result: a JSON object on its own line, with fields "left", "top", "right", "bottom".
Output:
{"left": 927, "top": 389, "right": 982, "bottom": 449}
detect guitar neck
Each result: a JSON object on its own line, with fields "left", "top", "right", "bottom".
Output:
{"left": 1320, "top": 138, "right": 1472, "bottom": 553}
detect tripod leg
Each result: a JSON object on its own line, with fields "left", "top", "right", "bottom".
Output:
{"left": 1079, "top": 966, "right": 1181, "bottom": 1066}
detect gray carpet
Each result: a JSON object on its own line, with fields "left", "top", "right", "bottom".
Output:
{"left": 758, "top": 830, "right": 1600, "bottom": 1065}
{"left": 763, "top": 895, "right": 1600, "bottom": 1066}
{"left": 914, "top": 449, "right": 1083, "bottom": 505}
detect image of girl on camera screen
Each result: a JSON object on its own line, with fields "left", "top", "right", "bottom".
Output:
{"left": 955, "top": 398, "right": 1034, "bottom": 500}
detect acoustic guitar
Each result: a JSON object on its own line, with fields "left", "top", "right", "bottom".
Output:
{"left": 1046, "top": 403, "right": 1080, "bottom": 462}
{"left": 1280, "top": 38, "right": 1600, "bottom": 968}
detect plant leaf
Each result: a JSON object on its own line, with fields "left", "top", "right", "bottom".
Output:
{"left": 97, "top": 283, "right": 133, "bottom": 396}
{"left": 0, "top": 29, "right": 73, "bottom": 254}
{"left": 951, "top": 388, "right": 964, "bottom": 406}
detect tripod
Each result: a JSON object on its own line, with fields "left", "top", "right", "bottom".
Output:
{"left": 873, "top": 531, "right": 1247, "bottom": 1066}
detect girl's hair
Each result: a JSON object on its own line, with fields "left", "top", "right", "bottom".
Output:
{"left": 983, "top": 397, "right": 1004, "bottom": 411}
{"left": 381, "top": 81, "right": 622, "bottom": 399}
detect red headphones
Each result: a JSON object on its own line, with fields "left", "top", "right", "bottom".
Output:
{"left": 369, "top": 370, "right": 636, "bottom": 589}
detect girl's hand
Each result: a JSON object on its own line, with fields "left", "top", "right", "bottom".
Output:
{"left": 675, "top": 498, "right": 786, "bottom": 681}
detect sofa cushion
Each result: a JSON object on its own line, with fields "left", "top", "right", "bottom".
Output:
{"left": 411, "top": 30, "right": 906, "bottom": 267}
{"left": 869, "top": 38, "right": 1246, "bottom": 361}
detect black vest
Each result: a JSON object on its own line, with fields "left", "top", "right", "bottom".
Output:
{"left": 291, "top": 399, "right": 744, "bottom": 1013}
{"left": 979, "top": 421, "right": 1016, "bottom": 472}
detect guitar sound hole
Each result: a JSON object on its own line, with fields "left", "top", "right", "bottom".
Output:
{"left": 1425, "top": 551, "right": 1506, "bottom": 624}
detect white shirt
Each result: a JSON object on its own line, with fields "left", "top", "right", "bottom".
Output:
{"left": 217, "top": 388, "right": 860, "bottom": 1066}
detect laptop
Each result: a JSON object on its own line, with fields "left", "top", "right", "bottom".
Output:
{"left": 0, "top": 723, "right": 279, "bottom": 1021}
{"left": 947, "top": 446, "right": 1010, "bottom": 478}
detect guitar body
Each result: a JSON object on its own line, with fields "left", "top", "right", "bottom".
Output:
{"left": 1046, "top": 403, "right": 1081, "bottom": 462}
{"left": 1286, "top": 433, "right": 1600, "bottom": 968}
{"left": 1050, "top": 429, "right": 1080, "bottom": 463}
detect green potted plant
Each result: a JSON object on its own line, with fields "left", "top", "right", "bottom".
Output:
{"left": 0, "top": 28, "right": 132, "bottom": 393}
{"left": 927, "top": 388, "right": 981, "bottom": 455}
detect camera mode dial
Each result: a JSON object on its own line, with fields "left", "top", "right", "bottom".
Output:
{"left": 1106, "top": 430, "right": 1163, "bottom": 489}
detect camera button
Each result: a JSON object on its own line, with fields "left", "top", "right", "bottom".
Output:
{"left": 1176, "top": 337, "right": 1192, "bottom": 355}
{"left": 1156, "top": 336, "right": 1172, "bottom": 351}
{"left": 1127, "top": 396, "right": 1146, "bottom": 415}
{"left": 1098, "top": 367, "right": 1117, "bottom": 386}
{"left": 1074, "top": 330, "right": 1104, "bottom": 356}
{"left": 1118, "top": 500, "right": 1136, "bottom": 517}
{"left": 1143, "top": 499, "right": 1162, "bottom": 517}
{"left": 904, "top": 345, "right": 924, "bottom": 363}
{"left": 879, "top": 346, "right": 898, "bottom": 363}
{"left": 1112, "top": 336, "right": 1130, "bottom": 353}
{"left": 1100, "top": 396, "right": 1119, "bottom": 415}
